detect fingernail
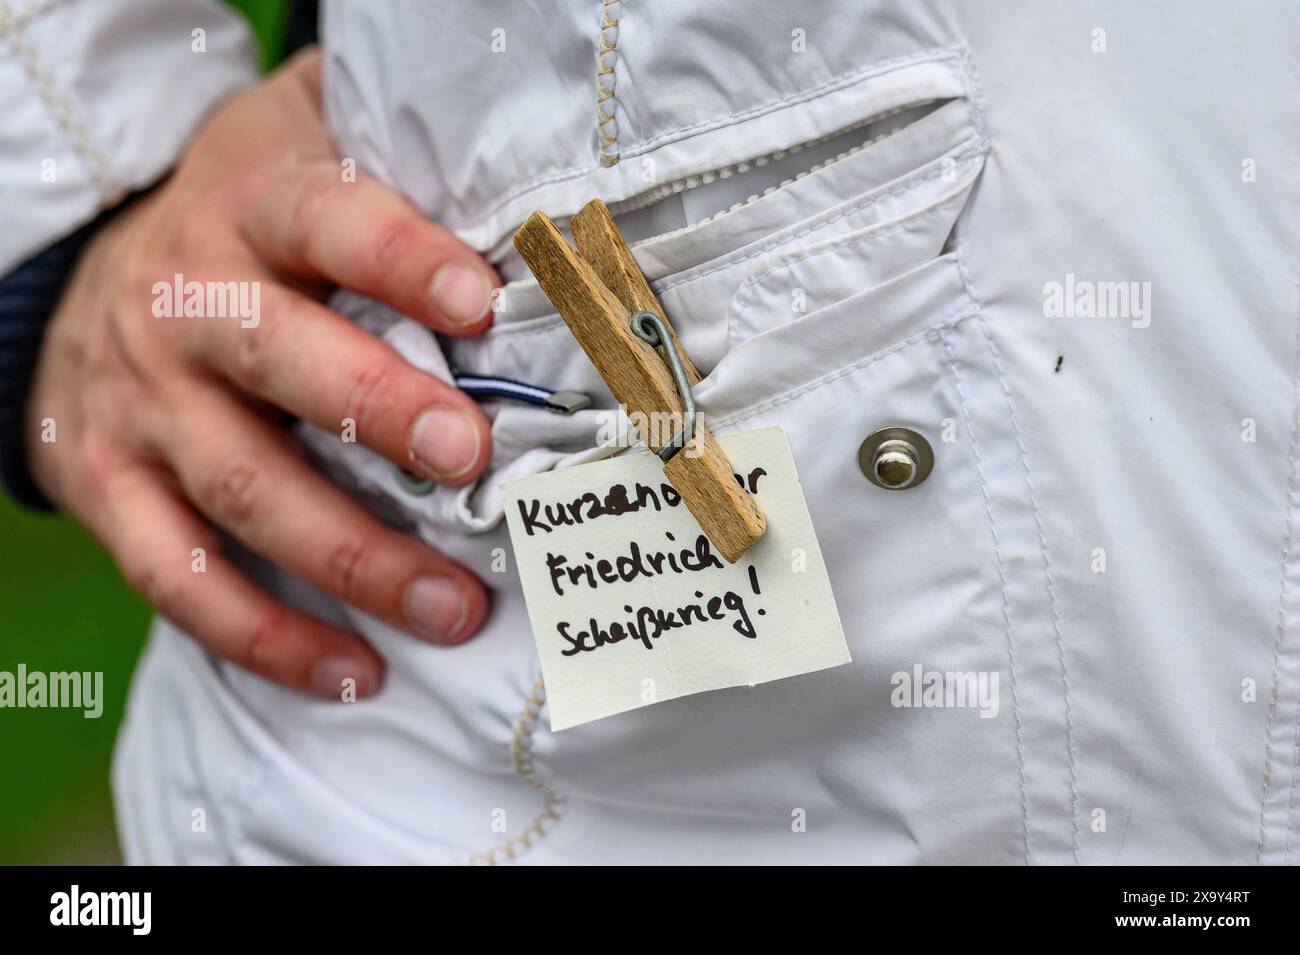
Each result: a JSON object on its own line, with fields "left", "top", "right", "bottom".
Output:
{"left": 403, "top": 576, "right": 470, "bottom": 643}
{"left": 408, "top": 407, "right": 482, "bottom": 481}
{"left": 310, "top": 657, "right": 379, "bottom": 698}
{"left": 429, "top": 263, "right": 492, "bottom": 326}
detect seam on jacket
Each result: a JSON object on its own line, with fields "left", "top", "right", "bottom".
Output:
{"left": 595, "top": 0, "right": 621, "bottom": 167}
{"left": 1, "top": 0, "right": 58, "bottom": 30}
{"left": 1286, "top": 697, "right": 1300, "bottom": 861}
{"left": 957, "top": 237, "right": 1082, "bottom": 864}
{"left": 711, "top": 308, "right": 977, "bottom": 432}
{"left": 464, "top": 676, "right": 564, "bottom": 865}
{"left": 727, "top": 154, "right": 984, "bottom": 351}
{"left": 938, "top": 325, "right": 1032, "bottom": 866}
{"left": 480, "top": 135, "right": 986, "bottom": 344}
{"left": 1259, "top": 224, "right": 1300, "bottom": 863}
{"left": 957, "top": 44, "right": 1082, "bottom": 861}
{"left": 732, "top": 154, "right": 982, "bottom": 303}
{"left": 462, "top": 44, "right": 968, "bottom": 229}
{"left": 628, "top": 100, "right": 937, "bottom": 247}
{"left": 655, "top": 138, "right": 986, "bottom": 296}
{"left": 957, "top": 44, "right": 991, "bottom": 152}
{"left": 0, "top": 0, "right": 122, "bottom": 202}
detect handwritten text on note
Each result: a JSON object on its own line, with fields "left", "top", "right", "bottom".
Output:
{"left": 502, "top": 427, "right": 851, "bottom": 730}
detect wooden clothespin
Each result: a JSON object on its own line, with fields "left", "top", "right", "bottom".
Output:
{"left": 514, "top": 199, "right": 765, "bottom": 563}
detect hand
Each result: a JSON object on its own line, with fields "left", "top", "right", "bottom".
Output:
{"left": 25, "top": 49, "right": 495, "bottom": 699}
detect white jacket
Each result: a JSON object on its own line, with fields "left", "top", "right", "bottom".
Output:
{"left": 35, "top": 0, "right": 1298, "bottom": 864}
{"left": 0, "top": 0, "right": 256, "bottom": 273}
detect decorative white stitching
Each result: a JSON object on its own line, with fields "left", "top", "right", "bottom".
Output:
{"left": 938, "top": 325, "right": 1033, "bottom": 866}
{"left": 957, "top": 45, "right": 991, "bottom": 151}
{"left": 737, "top": 164, "right": 978, "bottom": 296}
{"left": 483, "top": 132, "right": 986, "bottom": 344}
{"left": 956, "top": 46, "right": 1081, "bottom": 862}
{"left": 463, "top": 676, "right": 564, "bottom": 865}
{"left": 595, "top": 0, "right": 621, "bottom": 167}
{"left": 957, "top": 238, "right": 1082, "bottom": 864}
{"left": 0, "top": 0, "right": 122, "bottom": 202}
{"left": 710, "top": 308, "right": 977, "bottom": 432}
{"left": 728, "top": 155, "right": 983, "bottom": 351}
{"left": 3, "top": 0, "right": 61, "bottom": 31}
{"left": 654, "top": 139, "right": 985, "bottom": 295}
{"left": 463, "top": 45, "right": 968, "bottom": 229}
{"left": 605, "top": 100, "right": 937, "bottom": 228}
{"left": 1285, "top": 689, "right": 1300, "bottom": 862}
{"left": 482, "top": 130, "right": 983, "bottom": 344}
{"left": 1259, "top": 214, "right": 1300, "bottom": 863}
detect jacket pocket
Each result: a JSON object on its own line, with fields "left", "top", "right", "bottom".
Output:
{"left": 646, "top": 98, "right": 987, "bottom": 370}
{"left": 724, "top": 149, "right": 983, "bottom": 348}
{"left": 533, "top": 246, "right": 1060, "bottom": 863}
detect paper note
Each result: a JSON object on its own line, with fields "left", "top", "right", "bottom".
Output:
{"left": 501, "top": 426, "right": 851, "bottom": 730}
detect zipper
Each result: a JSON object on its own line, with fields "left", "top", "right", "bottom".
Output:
{"left": 601, "top": 99, "right": 943, "bottom": 229}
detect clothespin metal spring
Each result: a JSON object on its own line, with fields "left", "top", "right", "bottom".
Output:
{"left": 514, "top": 200, "right": 766, "bottom": 562}
{"left": 629, "top": 310, "right": 696, "bottom": 462}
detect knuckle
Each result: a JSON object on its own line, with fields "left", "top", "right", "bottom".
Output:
{"left": 368, "top": 216, "right": 424, "bottom": 277}
{"left": 233, "top": 306, "right": 282, "bottom": 389}
{"left": 69, "top": 433, "right": 126, "bottom": 512}
{"left": 127, "top": 560, "right": 185, "bottom": 619}
{"left": 167, "top": 222, "right": 212, "bottom": 266}
{"left": 170, "top": 304, "right": 210, "bottom": 364}
{"left": 341, "top": 360, "right": 395, "bottom": 434}
{"left": 204, "top": 457, "right": 260, "bottom": 528}
{"left": 226, "top": 162, "right": 279, "bottom": 225}
{"left": 116, "top": 262, "right": 162, "bottom": 315}
{"left": 286, "top": 171, "right": 339, "bottom": 257}
{"left": 239, "top": 605, "right": 286, "bottom": 672}
{"left": 72, "top": 433, "right": 116, "bottom": 491}
{"left": 325, "top": 538, "right": 372, "bottom": 604}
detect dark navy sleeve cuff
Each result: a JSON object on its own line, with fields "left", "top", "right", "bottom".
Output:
{"left": 0, "top": 219, "right": 104, "bottom": 512}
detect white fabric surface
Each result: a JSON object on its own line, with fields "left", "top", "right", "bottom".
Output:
{"left": 111, "top": 1, "right": 1300, "bottom": 864}
{"left": 0, "top": 0, "right": 257, "bottom": 273}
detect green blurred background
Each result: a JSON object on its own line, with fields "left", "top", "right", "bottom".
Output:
{"left": 0, "top": 0, "right": 288, "bottom": 865}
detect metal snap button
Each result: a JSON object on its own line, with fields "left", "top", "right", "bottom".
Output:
{"left": 394, "top": 465, "right": 435, "bottom": 496}
{"left": 858, "top": 427, "right": 933, "bottom": 490}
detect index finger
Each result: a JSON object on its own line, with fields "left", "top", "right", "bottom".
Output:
{"left": 243, "top": 161, "right": 498, "bottom": 334}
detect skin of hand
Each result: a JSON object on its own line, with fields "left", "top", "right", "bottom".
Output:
{"left": 24, "top": 48, "right": 498, "bottom": 699}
